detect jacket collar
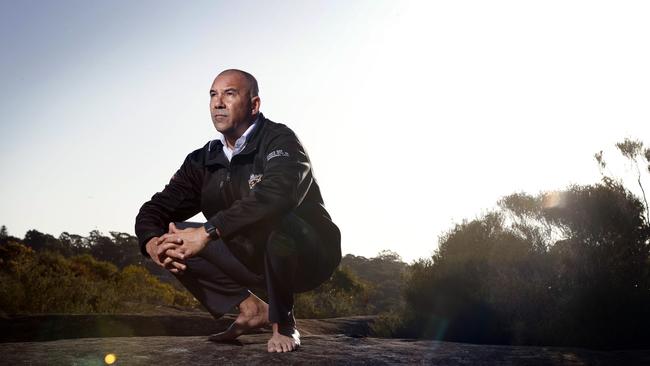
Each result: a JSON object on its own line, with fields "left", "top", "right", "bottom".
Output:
{"left": 204, "top": 113, "right": 267, "bottom": 166}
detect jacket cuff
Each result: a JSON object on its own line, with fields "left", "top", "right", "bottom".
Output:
{"left": 208, "top": 214, "right": 227, "bottom": 239}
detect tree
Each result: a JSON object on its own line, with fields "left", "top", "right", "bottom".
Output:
{"left": 340, "top": 251, "right": 409, "bottom": 313}
{"left": 394, "top": 181, "right": 650, "bottom": 347}
{"left": 294, "top": 266, "right": 371, "bottom": 318}
{"left": 87, "top": 230, "right": 142, "bottom": 269}
{"left": 595, "top": 138, "right": 650, "bottom": 224}
{"left": 23, "top": 229, "right": 70, "bottom": 255}
{"left": 58, "top": 232, "right": 89, "bottom": 255}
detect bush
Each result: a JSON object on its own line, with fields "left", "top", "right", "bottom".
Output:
{"left": 0, "top": 241, "right": 197, "bottom": 314}
{"left": 294, "top": 267, "right": 371, "bottom": 318}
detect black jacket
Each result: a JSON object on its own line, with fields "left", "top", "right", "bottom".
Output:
{"left": 135, "top": 114, "right": 341, "bottom": 273}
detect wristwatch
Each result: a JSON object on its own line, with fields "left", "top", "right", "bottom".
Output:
{"left": 203, "top": 222, "right": 220, "bottom": 240}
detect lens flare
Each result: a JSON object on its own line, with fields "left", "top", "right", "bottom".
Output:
{"left": 542, "top": 191, "right": 565, "bottom": 209}
{"left": 104, "top": 353, "right": 117, "bottom": 364}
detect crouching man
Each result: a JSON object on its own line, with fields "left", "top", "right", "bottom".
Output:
{"left": 135, "top": 69, "right": 341, "bottom": 352}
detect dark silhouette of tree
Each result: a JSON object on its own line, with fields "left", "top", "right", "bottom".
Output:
{"left": 595, "top": 137, "right": 650, "bottom": 224}
{"left": 23, "top": 229, "right": 72, "bottom": 256}
{"left": 58, "top": 232, "right": 89, "bottom": 256}
{"left": 615, "top": 139, "right": 649, "bottom": 219}
{"left": 392, "top": 179, "right": 650, "bottom": 348}
{"left": 88, "top": 230, "right": 142, "bottom": 269}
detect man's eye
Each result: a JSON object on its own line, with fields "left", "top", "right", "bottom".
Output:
{"left": 226, "top": 91, "right": 235, "bottom": 96}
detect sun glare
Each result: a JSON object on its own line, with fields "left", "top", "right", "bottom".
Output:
{"left": 104, "top": 353, "right": 116, "bottom": 365}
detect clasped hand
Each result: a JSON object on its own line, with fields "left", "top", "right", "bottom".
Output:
{"left": 145, "top": 222, "right": 210, "bottom": 274}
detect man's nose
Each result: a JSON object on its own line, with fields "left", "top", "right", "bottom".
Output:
{"left": 213, "top": 94, "right": 225, "bottom": 108}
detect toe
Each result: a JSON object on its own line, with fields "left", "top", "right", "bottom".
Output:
{"left": 268, "top": 340, "right": 279, "bottom": 353}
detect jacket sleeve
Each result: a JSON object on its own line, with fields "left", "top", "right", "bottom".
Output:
{"left": 134, "top": 151, "right": 203, "bottom": 257}
{"left": 208, "top": 131, "right": 312, "bottom": 238}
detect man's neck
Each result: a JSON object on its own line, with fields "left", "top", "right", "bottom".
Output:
{"left": 224, "top": 133, "right": 245, "bottom": 150}
{"left": 222, "top": 115, "right": 259, "bottom": 149}
{"left": 223, "top": 123, "right": 251, "bottom": 149}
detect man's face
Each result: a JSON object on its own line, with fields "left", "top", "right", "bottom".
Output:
{"left": 209, "top": 72, "right": 260, "bottom": 136}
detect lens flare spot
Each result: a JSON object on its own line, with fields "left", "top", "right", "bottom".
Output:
{"left": 104, "top": 353, "right": 117, "bottom": 364}
{"left": 542, "top": 191, "right": 565, "bottom": 209}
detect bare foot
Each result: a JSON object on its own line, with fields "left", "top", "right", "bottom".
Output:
{"left": 267, "top": 323, "right": 300, "bottom": 352}
{"left": 209, "top": 293, "right": 269, "bottom": 342}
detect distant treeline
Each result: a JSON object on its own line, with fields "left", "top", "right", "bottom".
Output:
{"left": 0, "top": 226, "right": 406, "bottom": 318}
{"left": 373, "top": 138, "right": 650, "bottom": 349}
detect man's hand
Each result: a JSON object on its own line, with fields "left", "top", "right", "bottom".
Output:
{"left": 145, "top": 233, "right": 187, "bottom": 274}
{"left": 157, "top": 222, "right": 211, "bottom": 260}
{"left": 145, "top": 236, "right": 164, "bottom": 265}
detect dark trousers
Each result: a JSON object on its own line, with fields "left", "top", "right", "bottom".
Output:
{"left": 173, "top": 214, "right": 335, "bottom": 325}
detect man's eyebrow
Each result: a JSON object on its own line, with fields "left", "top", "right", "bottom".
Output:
{"left": 209, "top": 87, "right": 239, "bottom": 94}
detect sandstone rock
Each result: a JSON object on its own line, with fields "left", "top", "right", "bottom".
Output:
{"left": 2, "top": 334, "right": 650, "bottom": 365}
{"left": 1, "top": 314, "right": 649, "bottom": 365}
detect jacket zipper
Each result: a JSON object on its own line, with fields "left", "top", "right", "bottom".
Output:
{"left": 220, "top": 168, "right": 233, "bottom": 207}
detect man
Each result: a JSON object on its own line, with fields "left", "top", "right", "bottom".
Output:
{"left": 135, "top": 69, "right": 341, "bottom": 353}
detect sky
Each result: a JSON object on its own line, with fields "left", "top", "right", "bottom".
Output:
{"left": 1, "top": 0, "right": 649, "bottom": 262}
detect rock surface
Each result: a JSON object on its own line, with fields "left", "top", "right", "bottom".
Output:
{"left": 3, "top": 334, "right": 650, "bottom": 365}
{"left": 1, "top": 314, "right": 649, "bottom": 365}
{"left": 0, "top": 313, "right": 373, "bottom": 342}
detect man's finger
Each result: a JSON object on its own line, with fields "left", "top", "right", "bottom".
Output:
{"left": 158, "top": 233, "right": 176, "bottom": 243}
{"left": 165, "top": 248, "right": 185, "bottom": 260}
{"left": 170, "top": 261, "right": 186, "bottom": 271}
{"left": 157, "top": 234, "right": 169, "bottom": 245}
{"left": 169, "top": 265, "right": 184, "bottom": 274}
{"left": 163, "top": 256, "right": 186, "bottom": 269}
{"left": 163, "top": 257, "right": 187, "bottom": 272}
{"left": 159, "top": 235, "right": 184, "bottom": 246}
{"left": 170, "top": 222, "right": 181, "bottom": 233}
{"left": 156, "top": 242, "right": 182, "bottom": 256}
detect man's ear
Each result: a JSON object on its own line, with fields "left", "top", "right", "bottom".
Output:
{"left": 251, "top": 96, "right": 261, "bottom": 115}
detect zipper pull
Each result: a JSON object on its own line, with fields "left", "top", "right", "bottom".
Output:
{"left": 220, "top": 170, "right": 230, "bottom": 189}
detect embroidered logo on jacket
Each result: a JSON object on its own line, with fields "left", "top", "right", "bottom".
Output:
{"left": 248, "top": 173, "right": 263, "bottom": 189}
{"left": 266, "top": 149, "right": 290, "bottom": 161}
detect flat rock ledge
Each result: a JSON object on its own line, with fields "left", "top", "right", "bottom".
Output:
{"left": 3, "top": 334, "right": 650, "bottom": 365}
{"left": 1, "top": 314, "right": 649, "bottom": 365}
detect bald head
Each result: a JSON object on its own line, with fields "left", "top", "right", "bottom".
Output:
{"left": 216, "top": 69, "right": 259, "bottom": 98}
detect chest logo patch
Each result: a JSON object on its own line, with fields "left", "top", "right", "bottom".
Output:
{"left": 266, "top": 149, "right": 290, "bottom": 161}
{"left": 248, "top": 173, "right": 263, "bottom": 189}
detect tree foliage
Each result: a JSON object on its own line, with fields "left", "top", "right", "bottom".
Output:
{"left": 294, "top": 266, "right": 371, "bottom": 318}
{"left": 596, "top": 137, "right": 650, "bottom": 224}
{"left": 380, "top": 138, "right": 650, "bottom": 348}
{"left": 340, "top": 250, "right": 408, "bottom": 314}
{"left": 0, "top": 241, "right": 197, "bottom": 315}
